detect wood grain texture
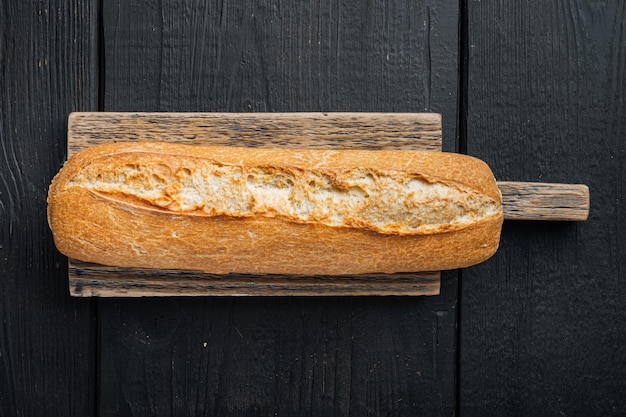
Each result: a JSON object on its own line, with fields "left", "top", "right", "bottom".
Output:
{"left": 498, "top": 181, "right": 589, "bottom": 221}
{"left": 66, "top": 112, "right": 443, "bottom": 297}
{"left": 98, "top": 0, "right": 460, "bottom": 415}
{"left": 70, "top": 260, "right": 440, "bottom": 297}
{"left": 461, "top": 1, "right": 626, "bottom": 415}
{"left": 0, "top": 1, "right": 97, "bottom": 416}
{"left": 99, "top": 277, "right": 458, "bottom": 416}
{"left": 102, "top": 0, "right": 460, "bottom": 150}
{"left": 67, "top": 111, "right": 442, "bottom": 156}
{"left": 61, "top": 112, "right": 588, "bottom": 297}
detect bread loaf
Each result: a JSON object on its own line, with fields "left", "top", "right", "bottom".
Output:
{"left": 48, "top": 142, "right": 503, "bottom": 274}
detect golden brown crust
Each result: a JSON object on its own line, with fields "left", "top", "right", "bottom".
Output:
{"left": 48, "top": 142, "right": 503, "bottom": 274}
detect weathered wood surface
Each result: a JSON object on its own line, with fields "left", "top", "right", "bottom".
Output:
{"left": 67, "top": 112, "right": 443, "bottom": 297}
{"left": 97, "top": 0, "right": 460, "bottom": 415}
{"left": 70, "top": 260, "right": 440, "bottom": 297}
{"left": 498, "top": 181, "right": 589, "bottom": 221}
{"left": 68, "top": 111, "right": 442, "bottom": 156}
{"left": 63, "top": 112, "right": 588, "bottom": 296}
{"left": 461, "top": 1, "right": 626, "bottom": 416}
{"left": 0, "top": 1, "right": 97, "bottom": 416}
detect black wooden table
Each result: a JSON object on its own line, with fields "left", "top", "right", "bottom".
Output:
{"left": 1, "top": 1, "right": 624, "bottom": 416}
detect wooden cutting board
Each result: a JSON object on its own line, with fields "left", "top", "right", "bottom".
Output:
{"left": 63, "top": 112, "right": 588, "bottom": 297}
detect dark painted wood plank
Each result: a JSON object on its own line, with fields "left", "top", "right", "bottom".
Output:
{"left": 98, "top": 0, "right": 459, "bottom": 415}
{"left": 100, "top": 277, "right": 457, "bottom": 416}
{"left": 0, "top": 1, "right": 97, "bottom": 416}
{"left": 461, "top": 1, "right": 626, "bottom": 415}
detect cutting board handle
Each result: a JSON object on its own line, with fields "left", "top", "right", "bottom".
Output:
{"left": 498, "top": 181, "right": 589, "bottom": 221}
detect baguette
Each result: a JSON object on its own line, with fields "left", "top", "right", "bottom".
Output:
{"left": 47, "top": 142, "right": 503, "bottom": 274}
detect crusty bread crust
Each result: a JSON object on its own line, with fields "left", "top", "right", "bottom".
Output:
{"left": 48, "top": 142, "right": 503, "bottom": 274}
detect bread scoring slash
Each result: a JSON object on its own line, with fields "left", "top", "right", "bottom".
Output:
{"left": 47, "top": 142, "right": 503, "bottom": 274}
